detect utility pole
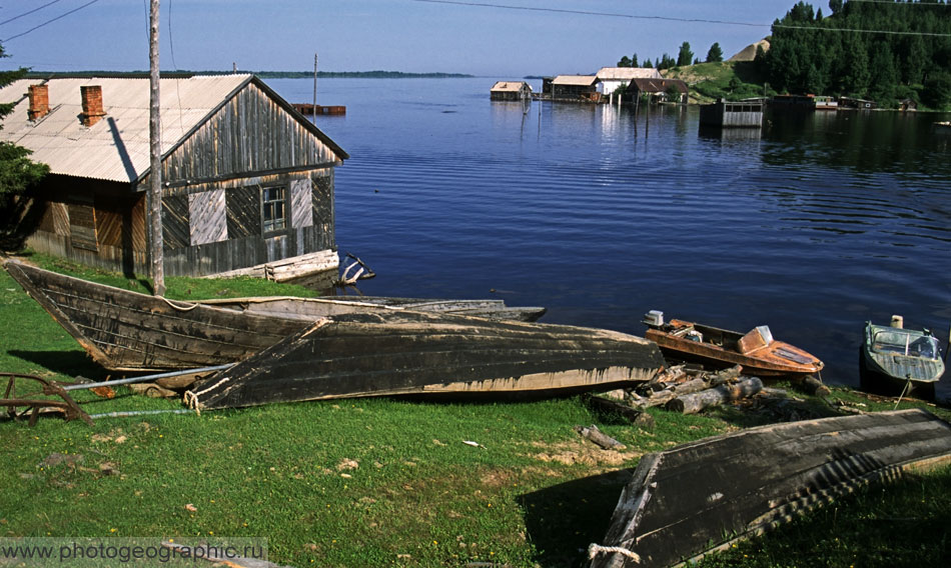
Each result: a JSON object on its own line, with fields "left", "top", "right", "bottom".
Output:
{"left": 313, "top": 53, "right": 318, "bottom": 123}
{"left": 148, "top": 0, "right": 165, "bottom": 296}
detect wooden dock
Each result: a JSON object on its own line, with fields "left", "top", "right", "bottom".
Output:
{"left": 588, "top": 409, "right": 951, "bottom": 567}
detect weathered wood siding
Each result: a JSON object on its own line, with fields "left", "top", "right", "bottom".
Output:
{"left": 156, "top": 81, "right": 340, "bottom": 185}
{"left": 21, "top": 80, "right": 342, "bottom": 279}
{"left": 160, "top": 169, "right": 336, "bottom": 277}
{"left": 22, "top": 176, "right": 148, "bottom": 275}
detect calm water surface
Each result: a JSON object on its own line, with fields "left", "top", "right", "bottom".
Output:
{"left": 270, "top": 78, "right": 951, "bottom": 398}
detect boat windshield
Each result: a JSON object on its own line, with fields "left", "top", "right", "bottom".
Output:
{"left": 871, "top": 330, "right": 939, "bottom": 359}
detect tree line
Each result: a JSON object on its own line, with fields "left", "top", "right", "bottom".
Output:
{"left": 758, "top": 0, "right": 951, "bottom": 108}
{"left": 617, "top": 41, "right": 724, "bottom": 71}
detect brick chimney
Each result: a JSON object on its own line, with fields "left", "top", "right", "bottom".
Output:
{"left": 80, "top": 85, "right": 106, "bottom": 127}
{"left": 28, "top": 84, "right": 49, "bottom": 121}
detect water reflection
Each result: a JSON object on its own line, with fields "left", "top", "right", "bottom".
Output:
{"left": 271, "top": 78, "right": 951, "bottom": 400}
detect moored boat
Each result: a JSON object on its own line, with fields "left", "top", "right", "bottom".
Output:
{"left": 3, "top": 260, "right": 545, "bottom": 373}
{"left": 641, "top": 310, "right": 823, "bottom": 378}
{"left": 861, "top": 317, "right": 945, "bottom": 400}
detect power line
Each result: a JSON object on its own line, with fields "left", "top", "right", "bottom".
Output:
{"left": 410, "top": 0, "right": 766, "bottom": 28}
{"left": 0, "top": 0, "right": 65, "bottom": 27}
{"left": 410, "top": 0, "right": 951, "bottom": 38}
{"left": 2, "top": 0, "right": 101, "bottom": 43}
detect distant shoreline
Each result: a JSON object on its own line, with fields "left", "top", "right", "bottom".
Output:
{"left": 23, "top": 70, "right": 476, "bottom": 79}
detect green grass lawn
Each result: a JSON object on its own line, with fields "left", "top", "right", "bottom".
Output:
{"left": 2, "top": 254, "right": 949, "bottom": 567}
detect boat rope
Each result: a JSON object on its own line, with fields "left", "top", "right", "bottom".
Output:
{"left": 587, "top": 543, "right": 641, "bottom": 563}
{"left": 183, "top": 375, "right": 231, "bottom": 416}
{"left": 161, "top": 297, "right": 200, "bottom": 311}
{"left": 894, "top": 377, "right": 913, "bottom": 410}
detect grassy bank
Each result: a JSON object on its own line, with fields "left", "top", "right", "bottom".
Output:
{"left": 1, "top": 255, "right": 949, "bottom": 567}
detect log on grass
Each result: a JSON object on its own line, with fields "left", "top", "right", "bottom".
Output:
{"left": 635, "top": 377, "right": 712, "bottom": 409}
{"left": 585, "top": 395, "right": 656, "bottom": 429}
{"left": 709, "top": 364, "right": 743, "bottom": 386}
{"left": 666, "top": 377, "right": 764, "bottom": 414}
{"left": 800, "top": 375, "right": 832, "bottom": 397}
{"left": 574, "top": 424, "right": 626, "bottom": 450}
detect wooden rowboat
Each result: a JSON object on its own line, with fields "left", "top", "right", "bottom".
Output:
{"left": 588, "top": 409, "right": 951, "bottom": 568}
{"left": 3, "top": 260, "right": 543, "bottom": 372}
{"left": 187, "top": 309, "right": 665, "bottom": 410}
{"left": 199, "top": 295, "right": 546, "bottom": 322}
{"left": 5, "top": 261, "right": 665, "bottom": 406}
{"left": 642, "top": 310, "right": 823, "bottom": 378}
{"left": 861, "top": 318, "right": 945, "bottom": 400}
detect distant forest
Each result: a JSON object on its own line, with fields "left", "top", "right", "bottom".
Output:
{"left": 760, "top": 0, "right": 951, "bottom": 107}
{"left": 255, "top": 71, "right": 473, "bottom": 79}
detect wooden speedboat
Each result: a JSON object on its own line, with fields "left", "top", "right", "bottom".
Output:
{"left": 187, "top": 309, "right": 666, "bottom": 410}
{"left": 641, "top": 310, "right": 823, "bottom": 378}
{"left": 3, "top": 260, "right": 545, "bottom": 372}
{"left": 588, "top": 409, "right": 951, "bottom": 568}
{"left": 861, "top": 318, "right": 945, "bottom": 399}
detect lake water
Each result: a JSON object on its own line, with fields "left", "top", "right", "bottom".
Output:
{"left": 269, "top": 77, "right": 951, "bottom": 399}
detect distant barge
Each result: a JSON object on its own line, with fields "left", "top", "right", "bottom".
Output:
{"left": 293, "top": 103, "right": 346, "bottom": 116}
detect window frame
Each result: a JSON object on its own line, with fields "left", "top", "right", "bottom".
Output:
{"left": 260, "top": 184, "right": 288, "bottom": 234}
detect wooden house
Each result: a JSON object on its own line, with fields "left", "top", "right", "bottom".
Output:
{"left": 549, "top": 75, "right": 600, "bottom": 101}
{"left": 490, "top": 81, "right": 532, "bottom": 101}
{"left": 624, "top": 78, "right": 689, "bottom": 103}
{"left": 595, "top": 67, "right": 662, "bottom": 97}
{"left": 0, "top": 74, "right": 348, "bottom": 284}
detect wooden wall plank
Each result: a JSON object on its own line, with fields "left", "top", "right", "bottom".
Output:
{"left": 189, "top": 189, "right": 227, "bottom": 245}
{"left": 163, "top": 195, "right": 190, "bottom": 250}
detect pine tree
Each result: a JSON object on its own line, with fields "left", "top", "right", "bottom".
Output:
{"left": 706, "top": 43, "right": 724, "bottom": 63}
{"left": 677, "top": 42, "right": 694, "bottom": 67}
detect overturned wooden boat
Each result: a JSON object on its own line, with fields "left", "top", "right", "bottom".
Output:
{"left": 3, "top": 260, "right": 546, "bottom": 373}
{"left": 588, "top": 409, "right": 951, "bottom": 568}
{"left": 861, "top": 316, "right": 945, "bottom": 400}
{"left": 642, "top": 310, "right": 823, "bottom": 378}
{"left": 186, "top": 309, "right": 666, "bottom": 409}
{"left": 199, "top": 295, "right": 546, "bottom": 322}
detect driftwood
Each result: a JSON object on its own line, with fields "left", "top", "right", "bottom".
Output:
{"left": 633, "top": 377, "right": 711, "bottom": 410}
{"left": 584, "top": 395, "right": 654, "bottom": 428}
{"left": 574, "top": 424, "right": 626, "bottom": 450}
{"left": 666, "top": 377, "right": 764, "bottom": 414}
{"left": 799, "top": 375, "right": 832, "bottom": 397}
{"left": 708, "top": 364, "right": 743, "bottom": 386}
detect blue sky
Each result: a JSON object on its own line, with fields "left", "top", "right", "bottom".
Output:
{"left": 0, "top": 0, "right": 801, "bottom": 76}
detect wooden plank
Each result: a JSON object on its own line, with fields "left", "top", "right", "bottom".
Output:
{"left": 162, "top": 194, "right": 190, "bottom": 250}
{"left": 189, "top": 189, "right": 227, "bottom": 245}
{"left": 588, "top": 409, "right": 951, "bottom": 568}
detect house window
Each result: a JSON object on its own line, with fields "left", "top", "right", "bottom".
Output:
{"left": 261, "top": 185, "right": 286, "bottom": 233}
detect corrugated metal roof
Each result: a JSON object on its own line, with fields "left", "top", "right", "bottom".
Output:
{"left": 630, "top": 78, "right": 689, "bottom": 94}
{"left": 0, "top": 74, "right": 343, "bottom": 184}
{"left": 490, "top": 81, "right": 531, "bottom": 92}
{"left": 552, "top": 75, "right": 597, "bottom": 86}
{"left": 596, "top": 67, "right": 663, "bottom": 80}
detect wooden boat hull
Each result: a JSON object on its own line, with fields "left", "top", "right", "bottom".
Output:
{"left": 189, "top": 310, "right": 666, "bottom": 410}
{"left": 3, "top": 260, "right": 546, "bottom": 372}
{"left": 200, "top": 295, "right": 547, "bottom": 322}
{"left": 644, "top": 318, "right": 823, "bottom": 378}
{"left": 588, "top": 409, "right": 951, "bottom": 568}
